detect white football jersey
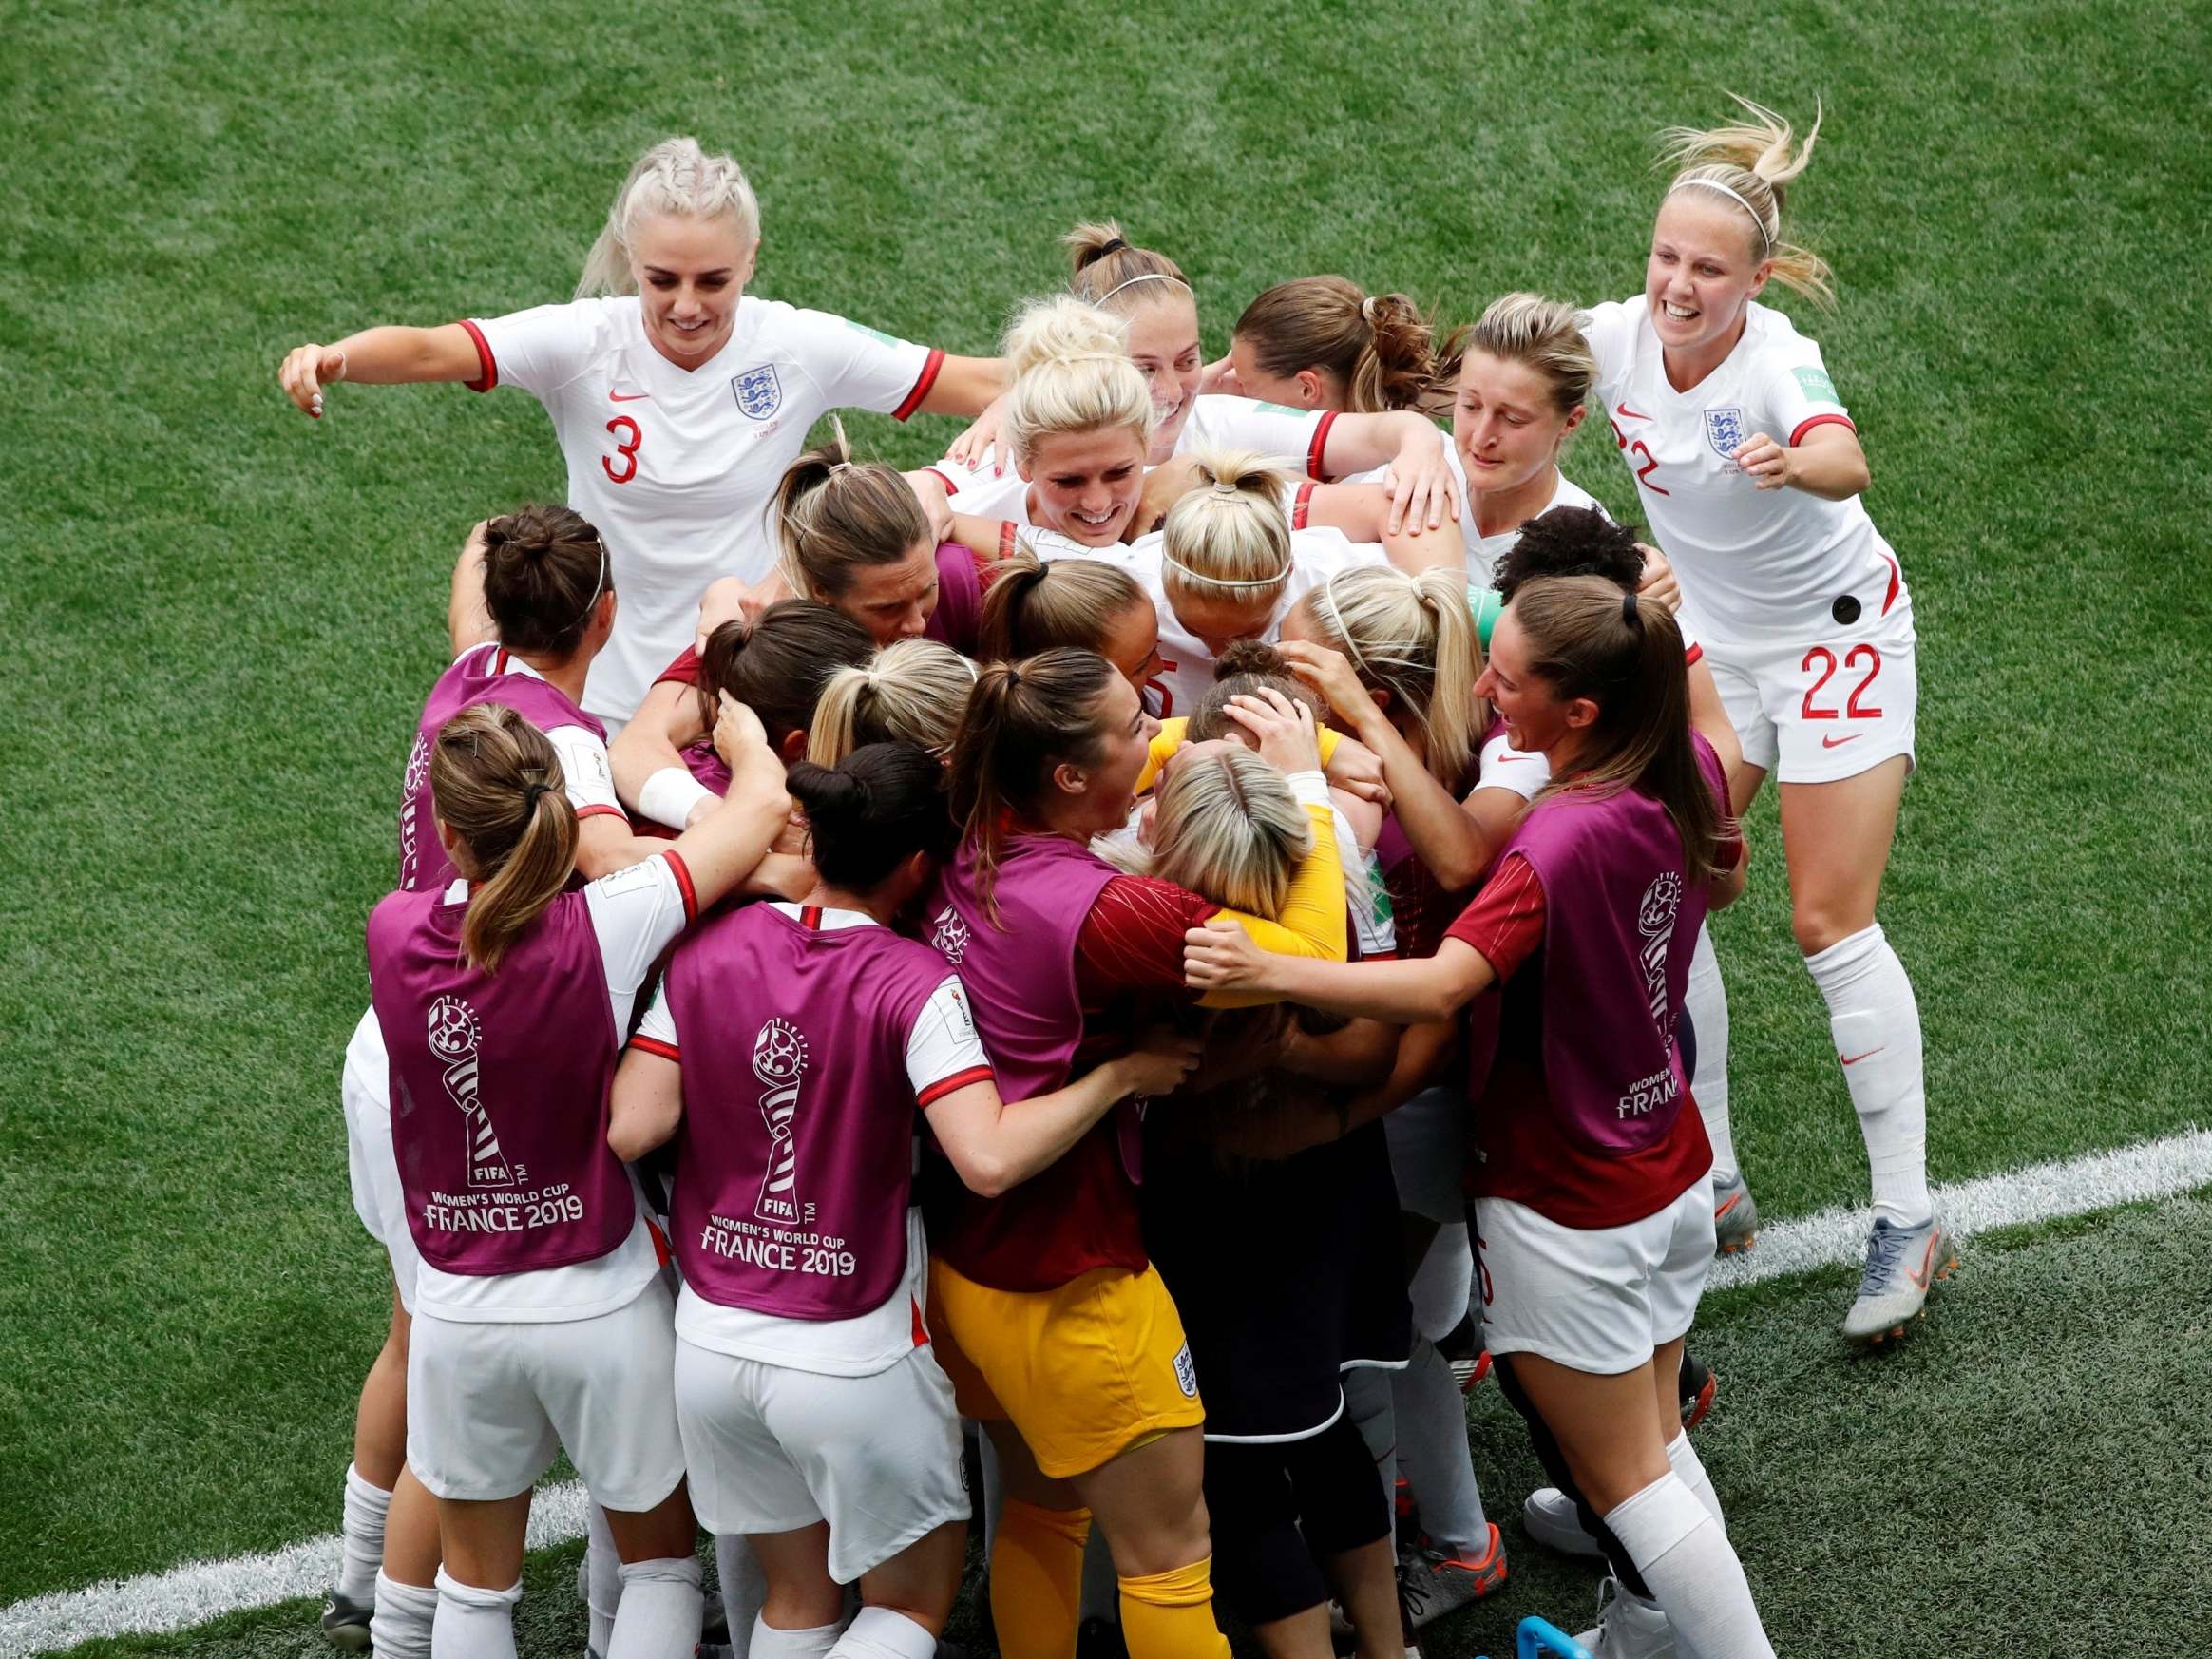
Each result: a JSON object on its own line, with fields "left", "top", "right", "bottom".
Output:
{"left": 1580, "top": 297, "right": 1906, "bottom": 642}
{"left": 1029, "top": 524, "right": 1388, "bottom": 716}
{"left": 1451, "top": 461, "right": 1604, "bottom": 587}
{"left": 1174, "top": 394, "right": 1333, "bottom": 475}
{"left": 464, "top": 295, "right": 942, "bottom": 722}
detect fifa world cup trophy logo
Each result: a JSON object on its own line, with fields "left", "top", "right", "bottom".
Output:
{"left": 751, "top": 1018, "right": 810, "bottom": 1227}
{"left": 429, "top": 995, "right": 511, "bottom": 1188}
{"left": 1635, "top": 873, "right": 1683, "bottom": 1041}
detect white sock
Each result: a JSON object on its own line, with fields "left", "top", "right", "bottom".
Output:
{"left": 1663, "top": 1431, "right": 1723, "bottom": 1530}
{"left": 829, "top": 1606, "right": 938, "bottom": 1659}
{"left": 749, "top": 1616, "right": 844, "bottom": 1659}
{"left": 432, "top": 1569, "right": 522, "bottom": 1659}
{"left": 716, "top": 1534, "right": 767, "bottom": 1658}
{"left": 372, "top": 1570, "right": 438, "bottom": 1659}
{"left": 1390, "top": 1337, "right": 1489, "bottom": 1556}
{"left": 1604, "top": 1473, "right": 1772, "bottom": 1659}
{"left": 1340, "top": 1364, "right": 1397, "bottom": 1517}
{"left": 337, "top": 1464, "right": 392, "bottom": 1605}
{"left": 608, "top": 1556, "right": 702, "bottom": 1659}
{"left": 1685, "top": 923, "right": 1737, "bottom": 1179}
{"left": 585, "top": 1505, "right": 622, "bottom": 1657}
{"left": 1804, "top": 924, "right": 1932, "bottom": 1227}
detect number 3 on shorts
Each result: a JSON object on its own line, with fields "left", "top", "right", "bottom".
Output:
{"left": 1801, "top": 643, "right": 1883, "bottom": 721}
{"left": 603, "top": 416, "right": 642, "bottom": 484}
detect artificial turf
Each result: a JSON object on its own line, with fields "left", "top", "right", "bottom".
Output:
{"left": 2, "top": 0, "right": 2206, "bottom": 1637}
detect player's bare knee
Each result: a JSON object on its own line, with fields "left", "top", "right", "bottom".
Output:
{"left": 1792, "top": 904, "right": 1863, "bottom": 957}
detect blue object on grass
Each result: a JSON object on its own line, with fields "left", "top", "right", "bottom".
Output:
{"left": 1516, "top": 1615, "right": 1592, "bottom": 1659}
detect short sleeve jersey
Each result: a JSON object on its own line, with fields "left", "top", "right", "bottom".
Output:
{"left": 1579, "top": 297, "right": 1903, "bottom": 643}
{"left": 410, "top": 851, "right": 699, "bottom": 1323}
{"left": 1174, "top": 396, "right": 1335, "bottom": 477}
{"left": 631, "top": 903, "right": 992, "bottom": 1376}
{"left": 1454, "top": 465, "right": 1603, "bottom": 587}
{"left": 463, "top": 295, "right": 943, "bottom": 723}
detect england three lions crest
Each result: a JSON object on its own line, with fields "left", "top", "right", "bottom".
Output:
{"left": 1704, "top": 407, "right": 1746, "bottom": 468}
{"left": 732, "top": 365, "right": 781, "bottom": 420}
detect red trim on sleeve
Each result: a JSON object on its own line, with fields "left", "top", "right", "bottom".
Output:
{"left": 664, "top": 850, "right": 698, "bottom": 922}
{"left": 1292, "top": 478, "right": 1318, "bottom": 531}
{"left": 656, "top": 647, "right": 703, "bottom": 689}
{"left": 575, "top": 803, "right": 625, "bottom": 821}
{"left": 893, "top": 348, "right": 947, "bottom": 421}
{"left": 1683, "top": 641, "right": 1704, "bottom": 667}
{"left": 1307, "top": 410, "right": 1339, "bottom": 481}
{"left": 1787, "top": 412, "right": 1855, "bottom": 448}
{"left": 997, "top": 521, "right": 1018, "bottom": 560}
{"left": 917, "top": 1064, "right": 995, "bottom": 1108}
{"left": 457, "top": 319, "right": 498, "bottom": 392}
{"left": 629, "top": 1034, "right": 682, "bottom": 1063}
{"left": 1875, "top": 547, "right": 1902, "bottom": 617}
{"left": 924, "top": 467, "right": 959, "bottom": 499}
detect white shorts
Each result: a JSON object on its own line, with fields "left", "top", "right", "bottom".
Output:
{"left": 341, "top": 1046, "right": 421, "bottom": 1314}
{"left": 1382, "top": 1086, "right": 1468, "bottom": 1225}
{"left": 674, "top": 1337, "right": 969, "bottom": 1584}
{"left": 407, "top": 1278, "right": 686, "bottom": 1510}
{"left": 1474, "top": 1178, "right": 1714, "bottom": 1375}
{"left": 1705, "top": 600, "right": 1916, "bottom": 785}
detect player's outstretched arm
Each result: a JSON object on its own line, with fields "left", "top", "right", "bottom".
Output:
{"left": 660, "top": 695, "right": 793, "bottom": 907}
{"left": 1731, "top": 421, "right": 1870, "bottom": 501}
{"left": 276, "top": 324, "right": 483, "bottom": 418}
{"left": 1186, "top": 924, "right": 1496, "bottom": 1025}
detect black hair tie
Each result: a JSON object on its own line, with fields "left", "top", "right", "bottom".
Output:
{"left": 1098, "top": 237, "right": 1128, "bottom": 256}
{"left": 524, "top": 781, "right": 553, "bottom": 807}
{"left": 1622, "top": 591, "right": 1640, "bottom": 623}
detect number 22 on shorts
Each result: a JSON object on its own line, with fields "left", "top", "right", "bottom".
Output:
{"left": 603, "top": 415, "right": 642, "bottom": 484}
{"left": 1802, "top": 643, "right": 1883, "bottom": 725}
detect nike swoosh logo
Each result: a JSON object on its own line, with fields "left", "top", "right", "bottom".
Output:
{"left": 1494, "top": 753, "right": 1535, "bottom": 764}
{"left": 1714, "top": 1192, "right": 1743, "bottom": 1218}
{"left": 608, "top": 391, "right": 652, "bottom": 402}
{"left": 1821, "top": 733, "right": 1862, "bottom": 748}
{"left": 1904, "top": 1236, "right": 1938, "bottom": 1290}
{"left": 1616, "top": 402, "right": 1650, "bottom": 420}
{"left": 1840, "top": 1046, "right": 1885, "bottom": 1066}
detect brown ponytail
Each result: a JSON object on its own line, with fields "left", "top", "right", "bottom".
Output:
{"left": 1064, "top": 220, "right": 1192, "bottom": 315}
{"left": 1508, "top": 576, "right": 1730, "bottom": 882}
{"left": 429, "top": 704, "right": 579, "bottom": 972}
{"left": 977, "top": 540, "right": 1148, "bottom": 662}
{"left": 772, "top": 417, "right": 933, "bottom": 601}
{"left": 696, "top": 600, "right": 874, "bottom": 753}
{"left": 482, "top": 505, "right": 611, "bottom": 658}
{"left": 945, "top": 648, "right": 1119, "bottom": 920}
{"left": 1231, "top": 277, "right": 1443, "bottom": 413}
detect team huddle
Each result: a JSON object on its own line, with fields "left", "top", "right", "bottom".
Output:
{"left": 281, "top": 97, "right": 1948, "bottom": 1659}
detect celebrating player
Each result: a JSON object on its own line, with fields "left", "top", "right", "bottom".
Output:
{"left": 607, "top": 741, "right": 1198, "bottom": 1659}
{"left": 1205, "top": 276, "right": 1448, "bottom": 414}
{"left": 804, "top": 639, "right": 979, "bottom": 766}
{"left": 365, "top": 697, "right": 790, "bottom": 1657}
{"left": 276, "top": 135, "right": 1002, "bottom": 723}
{"left": 1186, "top": 577, "right": 1769, "bottom": 1657}
{"left": 975, "top": 543, "right": 1167, "bottom": 702}
{"left": 919, "top": 653, "right": 1348, "bottom": 1659}
{"left": 1581, "top": 98, "right": 1951, "bottom": 1339}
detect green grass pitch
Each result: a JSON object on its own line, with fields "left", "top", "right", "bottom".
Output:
{"left": 2, "top": 0, "right": 2207, "bottom": 1649}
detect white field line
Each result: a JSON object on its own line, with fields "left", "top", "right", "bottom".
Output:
{"left": 7, "top": 1125, "right": 2210, "bottom": 1658}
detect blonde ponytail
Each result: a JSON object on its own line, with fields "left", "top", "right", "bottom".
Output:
{"left": 1297, "top": 564, "right": 1482, "bottom": 786}
{"left": 1659, "top": 96, "right": 1833, "bottom": 306}
{"left": 577, "top": 136, "right": 762, "bottom": 299}
{"left": 429, "top": 705, "right": 580, "bottom": 973}
{"left": 1159, "top": 448, "right": 1294, "bottom": 618}
{"left": 804, "top": 639, "right": 977, "bottom": 766}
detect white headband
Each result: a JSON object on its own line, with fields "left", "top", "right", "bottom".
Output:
{"left": 1318, "top": 572, "right": 1433, "bottom": 677}
{"left": 1669, "top": 177, "right": 1774, "bottom": 254}
{"left": 1097, "top": 272, "right": 1192, "bottom": 305}
{"left": 1162, "top": 550, "right": 1290, "bottom": 591}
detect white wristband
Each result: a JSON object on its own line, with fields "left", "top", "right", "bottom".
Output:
{"left": 637, "top": 766, "right": 716, "bottom": 831}
{"left": 1286, "top": 769, "right": 1331, "bottom": 808}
